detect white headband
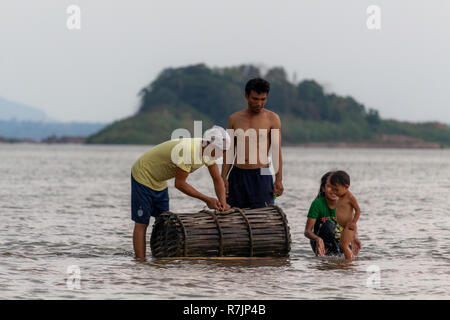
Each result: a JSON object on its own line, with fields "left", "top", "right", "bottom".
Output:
{"left": 203, "top": 125, "right": 231, "bottom": 150}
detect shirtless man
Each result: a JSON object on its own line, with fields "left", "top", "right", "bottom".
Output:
{"left": 221, "top": 78, "right": 284, "bottom": 209}
{"left": 329, "top": 170, "right": 361, "bottom": 260}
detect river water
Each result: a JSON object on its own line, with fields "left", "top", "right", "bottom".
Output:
{"left": 0, "top": 144, "right": 449, "bottom": 299}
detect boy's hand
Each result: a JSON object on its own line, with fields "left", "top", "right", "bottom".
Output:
{"left": 205, "top": 197, "right": 222, "bottom": 210}
{"left": 352, "top": 237, "right": 362, "bottom": 256}
{"left": 348, "top": 221, "right": 357, "bottom": 231}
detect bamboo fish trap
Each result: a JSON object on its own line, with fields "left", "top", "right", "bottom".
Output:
{"left": 150, "top": 205, "right": 291, "bottom": 258}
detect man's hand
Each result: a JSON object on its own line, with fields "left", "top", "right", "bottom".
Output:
{"left": 205, "top": 197, "right": 222, "bottom": 210}
{"left": 273, "top": 179, "right": 284, "bottom": 197}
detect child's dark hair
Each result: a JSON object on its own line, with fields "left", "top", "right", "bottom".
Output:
{"left": 245, "top": 78, "right": 270, "bottom": 95}
{"left": 330, "top": 170, "right": 351, "bottom": 187}
{"left": 316, "top": 171, "right": 334, "bottom": 199}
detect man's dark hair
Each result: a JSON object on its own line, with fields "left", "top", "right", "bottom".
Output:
{"left": 330, "top": 170, "right": 351, "bottom": 186}
{"left": 245, "top": 78, "right": 270, "bottom": 95}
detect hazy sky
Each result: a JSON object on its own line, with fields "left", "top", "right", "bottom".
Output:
{"left": 0, "top": 0, "right": 449, "bottom": 123}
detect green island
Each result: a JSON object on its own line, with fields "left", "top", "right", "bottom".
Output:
{"left": 86, "top": 64, "right": 450, "bottom": 148}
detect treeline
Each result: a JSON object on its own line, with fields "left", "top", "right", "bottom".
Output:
{"left": 137, "top": 64, "right": 378, "bottom": 127}
{"left": 87, "top": 64, "right": 450, "bottom": 146}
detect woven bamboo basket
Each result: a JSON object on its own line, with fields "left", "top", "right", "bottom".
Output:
{"left": 150, "top": 205, "right": 291, "bottom": 258}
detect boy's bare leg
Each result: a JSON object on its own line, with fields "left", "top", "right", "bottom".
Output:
{"left": 340, "top": 226, "right": 355, "bottom": 260}
{"left": 133, "top": 222, "right": 148, "bottom": 261}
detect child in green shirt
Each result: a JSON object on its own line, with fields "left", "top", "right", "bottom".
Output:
{"left": 305, "top": 171, "right": 362, "bottom": 257}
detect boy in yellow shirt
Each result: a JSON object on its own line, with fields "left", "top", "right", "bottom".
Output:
{"left": 131, "top": 126, "right": 231, "bottom": 260}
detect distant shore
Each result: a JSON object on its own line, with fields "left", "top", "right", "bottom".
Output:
{"left": 288, "top": 142, "right": 446, "bottom": 149}
{"left": 0, "top": 135, "right": 86, "bottom": 144}
{"left": 1, "top": 134, "right": 447, "bottom": 149}
{"left": 285, "top": 134, "right": 447, "bottom": 149}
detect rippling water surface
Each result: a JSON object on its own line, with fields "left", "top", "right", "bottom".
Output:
{"left": 0, "top": 144, "right": 449, "bottom": 299}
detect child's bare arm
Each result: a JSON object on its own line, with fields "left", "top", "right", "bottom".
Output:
{"left": 350, "top": 193, "right": 361, "bottom": 224}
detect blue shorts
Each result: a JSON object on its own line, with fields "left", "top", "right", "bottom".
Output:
{"left": 131, "top": 174, "right": 169, "bottom": 225}
{"left": 226, "top": 166, "right": 274, "bottom": 209}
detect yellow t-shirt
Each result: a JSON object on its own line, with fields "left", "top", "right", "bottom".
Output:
{"left": 131, "top": 138, "right": 216, "bottom": 191}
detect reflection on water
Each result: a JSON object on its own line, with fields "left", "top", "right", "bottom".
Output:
{"left": 314, "top": 257, "right": 357, "bottom": 271}
{"left": 0, "top": 144, "right": 449, "bottom": 299}
{"left": 151, "top": 257, "right": 292, "bottom": 269}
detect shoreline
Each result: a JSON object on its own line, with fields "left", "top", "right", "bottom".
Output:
{"left": 1, "top": 140, "right": 448, "bottom": 149}
{"left": 1, "top": 135, "right": 448, "bottom": 149}
{"left": 284, "top": 142, "right": 447, "bottom": 149}
{"left": 285, "top": 134, "right": 447, "bottom": 149}
{"left": 0, "top": 135, "right": 86, "bottom": 144}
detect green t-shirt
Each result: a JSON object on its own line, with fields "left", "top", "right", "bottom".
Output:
{"left": 307, "top": 197, "right": 343, "bottom": 240}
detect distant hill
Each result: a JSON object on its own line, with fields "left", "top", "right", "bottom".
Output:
{"left": 0, "top": 97, "right": 52, "bottom": 122}
{"left": 0, "top": 97, "right": 107, "bottom": 141}
{"left": 87, "top": 64, "right": 450, "bottom": 147}
{"left": 0, "top": 119, "right": 107, "bottom": 141}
